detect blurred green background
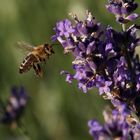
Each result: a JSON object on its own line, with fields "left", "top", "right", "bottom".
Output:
{"left": 0, "top": 0, "right": 140, "bottom": 140}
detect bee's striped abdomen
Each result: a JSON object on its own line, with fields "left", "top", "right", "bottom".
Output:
{"left": 19, "top": 54, "right": 37, "bottom": 73}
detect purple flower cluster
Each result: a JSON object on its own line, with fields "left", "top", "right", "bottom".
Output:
{"left": 106, "top": 0, "right": 138, "bottom": 24}
{"left": 53, "top": 9, "right": 140, "bottom": 115}
{"left": 53, "top": 11, "right": 106, "bottom": 93}
{"left": 88, "top": 104, "right": 140, "bottom": 140}
{"left": 52, "top": 0, "right": 140, "bottom": 139}
{"left": 0, "top": 86, "right": 28, "bottom": 126}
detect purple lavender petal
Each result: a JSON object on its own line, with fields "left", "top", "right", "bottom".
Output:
{"left": 106, "top": 5, "right": 122, "bottom": 15}
{"left": 126, "top": 13, "right": 139, "bottom": 21}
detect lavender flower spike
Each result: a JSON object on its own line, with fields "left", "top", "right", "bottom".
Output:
{"left": 88, "top": 105, "right": 140, "bottom": 140}
{"left": 52, "top": 2, "right": 140, "bottom": 139}
{"left": 0, "top": 86, "right": 28, "bottom": 127}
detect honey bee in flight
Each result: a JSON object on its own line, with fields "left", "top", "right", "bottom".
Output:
{"left": 18, "top": 42, "right": 54, "bottom": 77}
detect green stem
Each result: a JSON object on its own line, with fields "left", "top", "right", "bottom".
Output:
{"left": 122, "top": 24, "right": 126, "bottom": 31}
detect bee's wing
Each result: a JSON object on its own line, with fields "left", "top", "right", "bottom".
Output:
{"left": 17, "top": 41, "right": 35, "bottom": 52}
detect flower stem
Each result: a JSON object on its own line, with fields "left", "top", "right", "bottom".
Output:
{"left": 122, "top": 24, "right": 126, "bottom": 31}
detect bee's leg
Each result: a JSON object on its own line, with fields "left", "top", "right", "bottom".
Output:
{"left": 33, "top": 64, "right": 40, "bottom": 77}
{"left": 33, "top": 64, "right": 42, "bottom": 77}
{"left": 33, "top": 64, "right": 38, "bottom": 76}
{"left": 37, "top": 64, "right": 43, "bottom": 77}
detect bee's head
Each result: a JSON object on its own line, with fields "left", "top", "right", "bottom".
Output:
{"left": 44, "top": 43, "right": 54, "bottom": 54}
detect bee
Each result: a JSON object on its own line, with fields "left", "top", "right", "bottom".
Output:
{"left": 18, "top": 42, "right": 54, "bottom": 77}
